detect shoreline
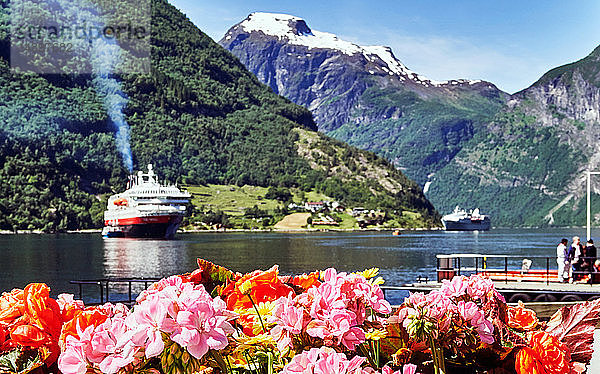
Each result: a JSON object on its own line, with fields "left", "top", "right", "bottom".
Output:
{"left": 0, "top": 227, "right": 442, "bottom": 235}
{"left": 3, "top": 226, "right": 591, "bottom": 236}
{"left": 1, "top": 226, "right": 594, "bottom": 235}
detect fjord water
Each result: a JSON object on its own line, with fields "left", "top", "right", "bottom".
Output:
{"left": 1, "top": 228, "right": 598, "bottom": 302}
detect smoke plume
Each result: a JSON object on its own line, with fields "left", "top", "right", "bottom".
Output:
{"left": 91, "top": 38, "right": 134, "bottom": 172}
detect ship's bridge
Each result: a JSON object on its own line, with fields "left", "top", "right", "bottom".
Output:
{"left": 106, "top": 164, "right": 191, "bottom": 209}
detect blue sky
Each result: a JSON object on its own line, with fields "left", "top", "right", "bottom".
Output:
{"left": 169, "top": 0, "right": 600, "bottom": 94}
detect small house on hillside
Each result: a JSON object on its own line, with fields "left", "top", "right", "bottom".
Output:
{"left": 305, "top": 201, "right": 325, "bottom": 212}
{"left": 352, "top": 207, "right": 367, "bottom": 216}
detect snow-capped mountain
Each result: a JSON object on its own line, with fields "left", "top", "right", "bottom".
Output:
{"left": 220, "top": 12, "right": 507, "bottom": 185}
{"left": 220, "top": 12, "right": 600, "bottom": 226}
{"left": 226, "top": 12, "right": 487, "bottom": 88}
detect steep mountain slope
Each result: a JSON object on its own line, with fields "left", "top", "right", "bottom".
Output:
{"left": 428, "top": 46, "right": 600, "bottom": 226}
{"left": 0, "top": 0, "right": 437, "bottom": 231}
{"left": 220, "top": 13, "right": 508, "bottom": 185}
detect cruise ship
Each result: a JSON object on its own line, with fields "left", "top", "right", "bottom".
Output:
{"left": 102, "top": 164, "right": 191, "bottom": 239}
{"left": 441, "top": 206, "right": 491, "bottom": 231}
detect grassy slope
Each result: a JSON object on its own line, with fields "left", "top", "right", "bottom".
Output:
{"left": 186, "top": 184, "right": 331, "bottom": 217}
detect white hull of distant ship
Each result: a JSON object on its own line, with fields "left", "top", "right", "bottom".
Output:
{"left": 441, "top": 207, "right": 491, "bottom": 231}
{"left": 102, "top": 164, "right": 191, "bottom": 239}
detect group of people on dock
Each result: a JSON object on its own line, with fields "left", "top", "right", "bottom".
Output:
{"left": 557, "top": 236, "right": 598, "bottom": 283}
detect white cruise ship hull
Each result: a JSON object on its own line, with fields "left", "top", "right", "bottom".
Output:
{"left": 442, "top": 217, "right": 491, "bottom": 231}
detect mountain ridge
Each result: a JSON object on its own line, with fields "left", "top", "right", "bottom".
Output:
{"left": 220, "top": 12, "right": 508, "bottom": 186}
{"left": 428, "top": 44, "right": 600, "bottom": 226}
{"left": 220, "top": 12, "right": 600, "bottom": 226}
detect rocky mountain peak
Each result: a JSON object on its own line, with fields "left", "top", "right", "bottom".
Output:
{"left": 220, "top": 12, "right": 507, "bottom": 191}
{"left": 238, "top": 12, "right": 313, "bottom": 37}
{"left": 223, "top": 12, "right": 490, "bottom": 89}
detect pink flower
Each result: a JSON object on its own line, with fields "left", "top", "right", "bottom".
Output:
{"left": 127, "top": 296, "right": 172, "bottom": 358}
{"left": 270, "top": 295, "right": 307, "bottom": 352}
{"left": 282, "top": 347, "right": 366, "bottom": 374}
{"left": 136, "top": 275, "right": 187, "bottom": 303}
{"left": 322, "top": 268, "right": 345, "bottom": 287}
{"left": 405, "top": 292, "right": 427, "bottom": 308}
{"left": 59, "top": 313, "right": 139, "bottom": 374}
{"left": 456, "top": 301, "right": 494, "bottom": 344}
{"left": 91, "top": 317, "right": 138, "bottom": 374}
{"left": 402, "top": 364, "right": 417, "bottom": 374}
{"left": 168, "top": 286, "right": 234, "bottom": 359}
{"left": 130, "top": 279, "right": 235, "bottom": 361}
{"left": 57, "top": 293, "right": 85, "bottom": 311}
{"left": 58, "top": 336, "right": 88, "bottom": 374}
{"left": 340, "top": 326, "right": 365, "bottom": 351}
{"left": 466, "top": 275, "right": 495, "bottom": 300}
{"left": 95, "top": 302, "right": 130, "bottom": 318}
{"left": 439, "top": 276, "right": 468, "bottom": 298}
{"left": 309, "top": 283, "right": 346, "bottom": 320}
{"left": 339, "top": 274, "right": 392, "bottom": 315}
{"left": 425, "top": 290, "right": 455, "bottom": 319}
{"left": 282, "top": 347, "right": 319, "bottom": 373}
{"left": 457, "top": 301, "right": 479, "bottom": 321}
{"left": 306, "top": 308, "right": 365, "bottom": 350}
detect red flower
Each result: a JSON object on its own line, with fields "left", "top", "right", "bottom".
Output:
{"left": 0, "top": 289, "right": 25, "bottom": 324}
{"left": 59, "top": 308, "right": 108, "bottom": 347}
{"left": 224, "top": 265, "right": 294, "bottom": 311}
{"left": 515, "top": 331, "right": 571, "bottom": 374}
{"left": 0, "top": 284, "right": 65, "bottom": 365}
{"left": 290, "top": 272, "right": 321, "bottom": 291}
{"left": 508, "top": 302, "right": 538, "bottom": 331}
{"left": 23, "top": 284, "right": 62, "bottom": 339}
{"left": 10, "top": 324, "right": 48, "bottom": 348}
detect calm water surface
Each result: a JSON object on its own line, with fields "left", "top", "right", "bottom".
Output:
{"left": 0, "top": 228, "right": 597, "bottom": 302}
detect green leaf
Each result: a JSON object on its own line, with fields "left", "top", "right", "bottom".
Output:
{"left": 546, "top": 299, "right": 600, "bottom": 364}
{"left": 0, "top": 348, "right": 44, "bottom": 374}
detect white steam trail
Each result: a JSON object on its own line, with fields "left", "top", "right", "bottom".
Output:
{"left": 90, "top": 33, "right": 133, "bottom": 172}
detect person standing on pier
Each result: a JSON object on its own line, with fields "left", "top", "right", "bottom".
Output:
{"left": 584, "top": 239, "right": 597, "bottom": 271}
{"left": 557, "top": 238, "right": 569, "bottom": 282}
{"left": 568, "top": 236, "right": 583, "bottom": 282}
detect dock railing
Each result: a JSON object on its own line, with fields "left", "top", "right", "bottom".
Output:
{"left": 437, "top": 254, "right": 599, "bottom": 285}
{"left": 70, "top": 277, "right": 161, "bottom": 305}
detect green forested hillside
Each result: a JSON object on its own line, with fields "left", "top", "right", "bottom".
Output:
{"left": 428, "top": 46, "right": 600, "bottom": 226}
{"left": 0, "top": 0, "right": 437, "bottom": 231}
{"left": 329, "top": 86, "right": 506, "bottom": 184}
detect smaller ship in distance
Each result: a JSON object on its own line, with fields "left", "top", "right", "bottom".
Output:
{"left": 441, "top": 206, "right": 490, "bottom": 231}
{"left": 102, "top": 164, "right": 191, "bottom": 239}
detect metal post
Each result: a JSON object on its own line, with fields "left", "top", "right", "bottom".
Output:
{"left": 458, "top": 257, "right": 461, "bottom": 276}
{"left": 588, "top": 171, "right": 591, "bottom": 241}
{"left": 504, "top": 257, "right": 508, "bottom": 284}
{"left": 128, "top": 282, "right": 132, "bottom": 303}
{"left": 105, "top": 281, "right": 109, "bottom": 303}
{"left": 99, "top": 282, "right": 104, "bottom": 303}
{"left": 546, "top": 257, "right": 550, "bottom": 285}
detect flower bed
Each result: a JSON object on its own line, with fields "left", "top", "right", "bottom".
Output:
{"left": 0, "top": 258, "right": 598, "bottom": 374}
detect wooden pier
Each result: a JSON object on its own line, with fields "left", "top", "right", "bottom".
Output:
{"left": 382, "top": 253, "right": 600, "bottom": 318}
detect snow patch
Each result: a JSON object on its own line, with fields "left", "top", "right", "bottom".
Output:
{"left": 240, "top": 12, "right": 363, "bottom": 55}
{"left": 423, "top": 181, "right": 432, "bottom": 194}
{"left": 239, "top": 12, "right": 483, "bottom": 87}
